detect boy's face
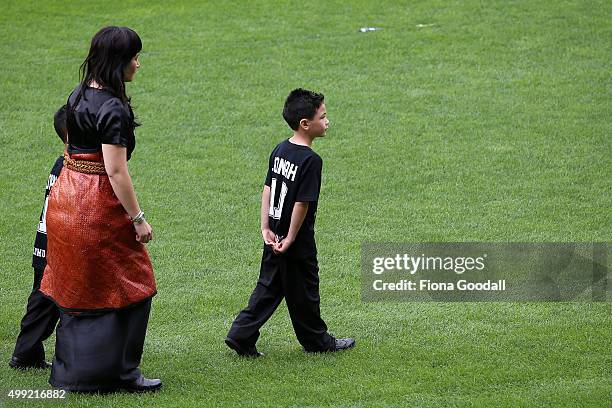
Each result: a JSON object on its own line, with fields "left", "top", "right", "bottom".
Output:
{"left": 301, "top": 103, "right": 329, "bottom": 137}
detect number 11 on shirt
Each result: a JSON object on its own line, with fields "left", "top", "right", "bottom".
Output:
{"left": 269, "top": 178, "right": 288, "bottom": 220}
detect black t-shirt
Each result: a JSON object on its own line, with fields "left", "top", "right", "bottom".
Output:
{"left": 264, "top": 139, "right": 323, "bottom": 258}
{"left": 66, "top": 86, "right": 136, "bottom": 159}
{"left": 32, "top": 155, "right": 64, "bottom": 269}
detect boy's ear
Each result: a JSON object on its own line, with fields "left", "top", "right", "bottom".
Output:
{"left": 299, "top": 118, "right": 309, "bottom": 130}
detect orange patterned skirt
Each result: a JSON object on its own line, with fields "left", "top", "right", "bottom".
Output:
{"left": 40, "top": 151, "right": 156, "bottom": 311}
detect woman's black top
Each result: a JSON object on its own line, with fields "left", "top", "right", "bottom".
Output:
{"left": 66, "top": 86, "right": 136, "bottom": 160}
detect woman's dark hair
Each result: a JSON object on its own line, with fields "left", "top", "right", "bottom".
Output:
{"left": 70, "top": 26, "right": 141, "bottom": 117}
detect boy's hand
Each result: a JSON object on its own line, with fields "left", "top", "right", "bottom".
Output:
{"left": 262, "top": 228, "right": 276, "bottom": 246}
{"left": 272, "top": 237, "right": 294, "bottom": 254}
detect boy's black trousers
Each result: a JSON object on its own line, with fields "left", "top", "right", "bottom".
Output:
{"left": 227, "top": 246, "right": 335, "bottom": 352}
{"left": 13, "top": 268, "right": 59, "bottom": 363}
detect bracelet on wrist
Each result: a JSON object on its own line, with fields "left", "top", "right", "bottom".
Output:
{"left": 130, "top": 210, "right": 145, "bottom": 224}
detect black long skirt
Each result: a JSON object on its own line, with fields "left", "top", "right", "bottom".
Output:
{"left": 49, "top": 298, "right": 152, "bottom": 392}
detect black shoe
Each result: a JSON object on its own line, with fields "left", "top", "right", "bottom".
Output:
{"left": 304, "top": 338, "right": 356, "bottom": 353}
{"left": 333, "top": 338, "right": 356, "bottom": 351}
{"left": 123, "top": 375, "right": 162, "bottom": 393}
{"left": 9, "top": 356, "right": 51, "bottom": 370}
{"left": 225, "top": 337, "right": 263, "bottom": 357}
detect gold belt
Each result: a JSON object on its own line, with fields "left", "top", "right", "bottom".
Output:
{"left": 63, "top": 152, "right": 107, "bottom": 175}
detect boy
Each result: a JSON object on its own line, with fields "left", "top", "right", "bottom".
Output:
{"left": 9, "top": 106, "right": 66, "bottom": 369}
{"left": 226, "top": 89, "right": 355, "bottom": 356}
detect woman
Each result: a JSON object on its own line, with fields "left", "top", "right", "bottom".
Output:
{"left": 40, "top": 26, "right": 161, "bottom": 393}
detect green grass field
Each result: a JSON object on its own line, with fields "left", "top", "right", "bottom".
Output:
{"left": 0, "top": 1, "right": 610, "bottom": 407}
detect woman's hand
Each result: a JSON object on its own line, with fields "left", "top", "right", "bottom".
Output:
{"left": 134, "top": 220, "right": 153, "bottom": 243}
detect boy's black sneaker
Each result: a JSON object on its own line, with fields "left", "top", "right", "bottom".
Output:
{"left": 333, "top": 338, "right": 356, "bottom": 351}
{"left": 225, "top": 337, "right": 263, "bottom": 357}
{"left": 304, "top": 338, "right": 356, "bottom": 353}
{"left": 9, "top": 356, "right": 51, "bottom": 370}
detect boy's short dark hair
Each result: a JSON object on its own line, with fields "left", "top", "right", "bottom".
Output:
{"left": 282, "top": 88, "right": 325, "bottom": 131}
{"left": 54, "top": 105, "right": 68, "bottom": 143}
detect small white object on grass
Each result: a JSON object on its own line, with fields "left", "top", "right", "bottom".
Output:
{"left": 358, "top": 27, "right": 382, "bottom": 33}
{"left": 416, "top": 23, "right": 435, "bottom": 28}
